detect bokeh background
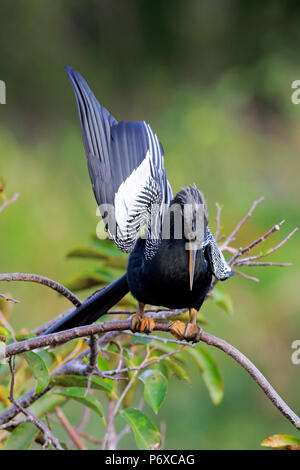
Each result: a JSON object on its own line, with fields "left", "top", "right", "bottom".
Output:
{"left": 0, "top": 0, "right": 299, "bottom": 449}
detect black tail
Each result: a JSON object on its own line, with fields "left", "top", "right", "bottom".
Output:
{"left": 43, "top": 274, "right": 129, "bottom": 335}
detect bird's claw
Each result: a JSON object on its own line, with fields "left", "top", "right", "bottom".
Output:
{"left": 131, "top": 314, "right": 154, "bottom": 335}
{"left": 168, "top": 320, "right": 200, "bottom": 343}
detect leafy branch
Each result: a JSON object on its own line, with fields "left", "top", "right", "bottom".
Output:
{"left": 0, "top": 194, "right": 298, "bottom": 450}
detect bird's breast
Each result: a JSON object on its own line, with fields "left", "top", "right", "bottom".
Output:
{"left": 127, "top": 238, "right": 212, "bottom": 309}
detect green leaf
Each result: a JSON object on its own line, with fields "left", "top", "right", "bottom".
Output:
{"left": 0, "top": 295, "right": 14, "bottom": 318}
{"left": 104, "top": 257, "right": 128, "bottom": 269}
{"left": 131, "top": 335, "right": 153, "bottom": 345}
{"left": 94, "top": 267, "right": 115, "bottom": 280}
{"left": 0, "top": 326, "right": 11, "bottom": 343}
{"left": 30, "top": 393, "right": 66, "bottom": 417}
{"left": 210, "top": 284, "right": 233, "bottom": 314}
{"left": 261, "top": 434, "right": 300, "bottom": 450}
{"left": 151, "top": 341, "right": 187, "bottom": 363}
{"left": 97, "top": 356, "right": 114, "bottom": 388}
{"left": 23, "top": 351, "right": 50, "bottom": 394}
{"left": 4, "top": 422, "right": 37, "bottom": 450}
{"left": 115, "top": 294, "right": 137, "bottom": 308}
{"left": 120, "top": 408, "right": 161, "bottom": 450}
{"left": 66, "top": 246, "right": 109, "bottom": 260}
{"left": 165, "top": 357, "right": 192, "bottom": 384}
{"left": 0, "top": 341, "right": 6, "bottom": 365}
{"left": 54, "top": 387, "right": 104, "bottom": 418}
{"left": 186, "top": 346, "right": 223, "bottom": 404}
{"left": 91, "top": 238, "right": 126, "bottom": 258}
{"left": 37, "top": 349, "right": 56, "bottom": 369}
{"left": 153, "top": 360, "right": 169, "bottom": 379}
{"left": 64, "top": 273, "right": 108, "bottom": 292}
{"left": 50, "top": 374, "right": 116, "bottom": 397}
{"left": 139, "top": 369, "right": 168, "bottom": 414}
{"left": 15, "top": 333, "right": 37, "bottom": 342}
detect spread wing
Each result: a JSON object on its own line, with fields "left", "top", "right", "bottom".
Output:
{"left": 65, "top": 66, "right": 173, "bottom": 257}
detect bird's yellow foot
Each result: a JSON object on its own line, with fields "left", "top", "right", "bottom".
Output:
{"left": 168, "top": 320, "right": 200, "bottom": 342}
{"left": 131, "top": 314, "right": 155, "bottom": 335}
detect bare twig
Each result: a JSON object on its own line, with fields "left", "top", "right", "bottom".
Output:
{"left": 221, "top": 196, "right": 264, "bottom": 250}
{"left": 235, "top": 227, "right": 299, "bottom": 264}
{"left": 75, "top": 407, "right": 90, "bottom": 434}
{"left": 0, "top": 312, "right": 16, "bottom": 341}
{"left": 229, "top": 220, "right": 285, "bottom": 264}
{"left": 0, "top": 294, "right": 19, "bottom": 304}
{"left": 78, "top": 431, "right": 102, "bottom": 445}
{"left": 126, "top": 330, "right": 195, "bottom": 347}
{"left": 55, "top": 406, "right": 87, "bottom": 450}
{"left": 0, "top": 417, "right": 31, "bottom": 430}
{"left": 102, "top": 398, "right": 117, "bottom": 450}
{"left": 0, "top": 273, "right": 81, "bottom": 307}
{"left": 103, "top": 345, "right": 185, "bottom": 377}
{"left": 215, "top": 202, "right": 222, "bottom": 242}
{"left": 7, "top": 357, "right": 63, "bottom": 450}
{"left": 112, "top": 348, "right": 151, "bottom": 419}
{"left": 235, "top": 261, "right": 292, "bottom": 267}
{"left": 0, "top": 193, "right": 19, "bottom": 213}
{"left": 101, "top": 340, "right": 124, "bottom": 450}
{"left": 232, "top": 269, "right": 260, "bottom": 283}
{"left": 86, "top": 335, "right": 99, "bottom": 374}
{"left": 85, "top": 335, "right": 99, "bottom": 396}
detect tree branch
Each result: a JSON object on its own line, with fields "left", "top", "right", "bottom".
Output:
{"left": 0, "top": 319, "right": 299, "bottom": 431}
{"left": 0, "top": 273, "right": 81, "bottom": 307}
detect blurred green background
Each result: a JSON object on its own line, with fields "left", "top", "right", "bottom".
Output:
{"left": 0, "top": 0, "right": 299, "bottom": 449}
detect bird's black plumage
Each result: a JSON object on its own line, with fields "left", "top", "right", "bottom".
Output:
{"left": 127, "top": 187, "right": 212, "bottom": 310}
{"left": 44, "top": 67, "right": 233, "bottom": 338}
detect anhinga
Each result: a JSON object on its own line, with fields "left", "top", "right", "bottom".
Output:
{"left": 44, "top": 67, "right": 233, "bottom": 340}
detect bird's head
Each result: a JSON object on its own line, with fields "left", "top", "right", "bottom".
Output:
{"left": 170, "top": 185, "right": 209, "bottom": 290}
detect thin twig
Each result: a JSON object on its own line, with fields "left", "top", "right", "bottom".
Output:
{"left": 235, "top": 261, "right": 292, "bottom": 267}
{"left": 0, "top": 193, "right": 19, "bottom": 213}
{"left": 232, "top": 269, "right": 260, "bottom": 283}
{"left": 0, "top": 312, "right": 16, "bottom": 342}
{"left": 101, "top": 340, "right": 124, "bottom": 450}
{"left": 85, "top": 335, "right": 99, "bottom": 396}
{"left": 236, "top": 227, "right": 299, "bottom": 264}
{"left": 215, "top": 202, "right": 222, "bottom": 242}
{"left": 103, "top": 345, "right": 185, "bottom": 377}
{"left": 0, "top": 417, "right": 31, "bottom": 430}
{"left": 112, "top": 348, "right": 151, "bottom": 418}
{"left": 126, "top": 330, "right": 195, "bottom": 347}
{"left": 0, "top": 294, "right": 19, "bottom": 304}
{"left": 221, "top": 196, "right": 264, "bottom": 250}
{"left": 0, "top": 273, "right": 81, "bottom": 307}
{"left": 55, "top": 406, "right": 87, "bottom": 450}
{"left": 231, "top": 219, "right": 285, "bottom": 262}
{"left": 78, "top": 431, "right": 102, "bottom": 445}
{"left": 8, "top": 357, "right": 63, "bottom": 450}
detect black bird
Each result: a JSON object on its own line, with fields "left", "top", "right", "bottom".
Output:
{"left": 44, "top": 67, "right": 233, "bottom": 340}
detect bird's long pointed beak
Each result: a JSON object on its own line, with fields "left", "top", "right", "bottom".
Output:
{"left": 189, "top": 242, "right": 197, "bottom": 291}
